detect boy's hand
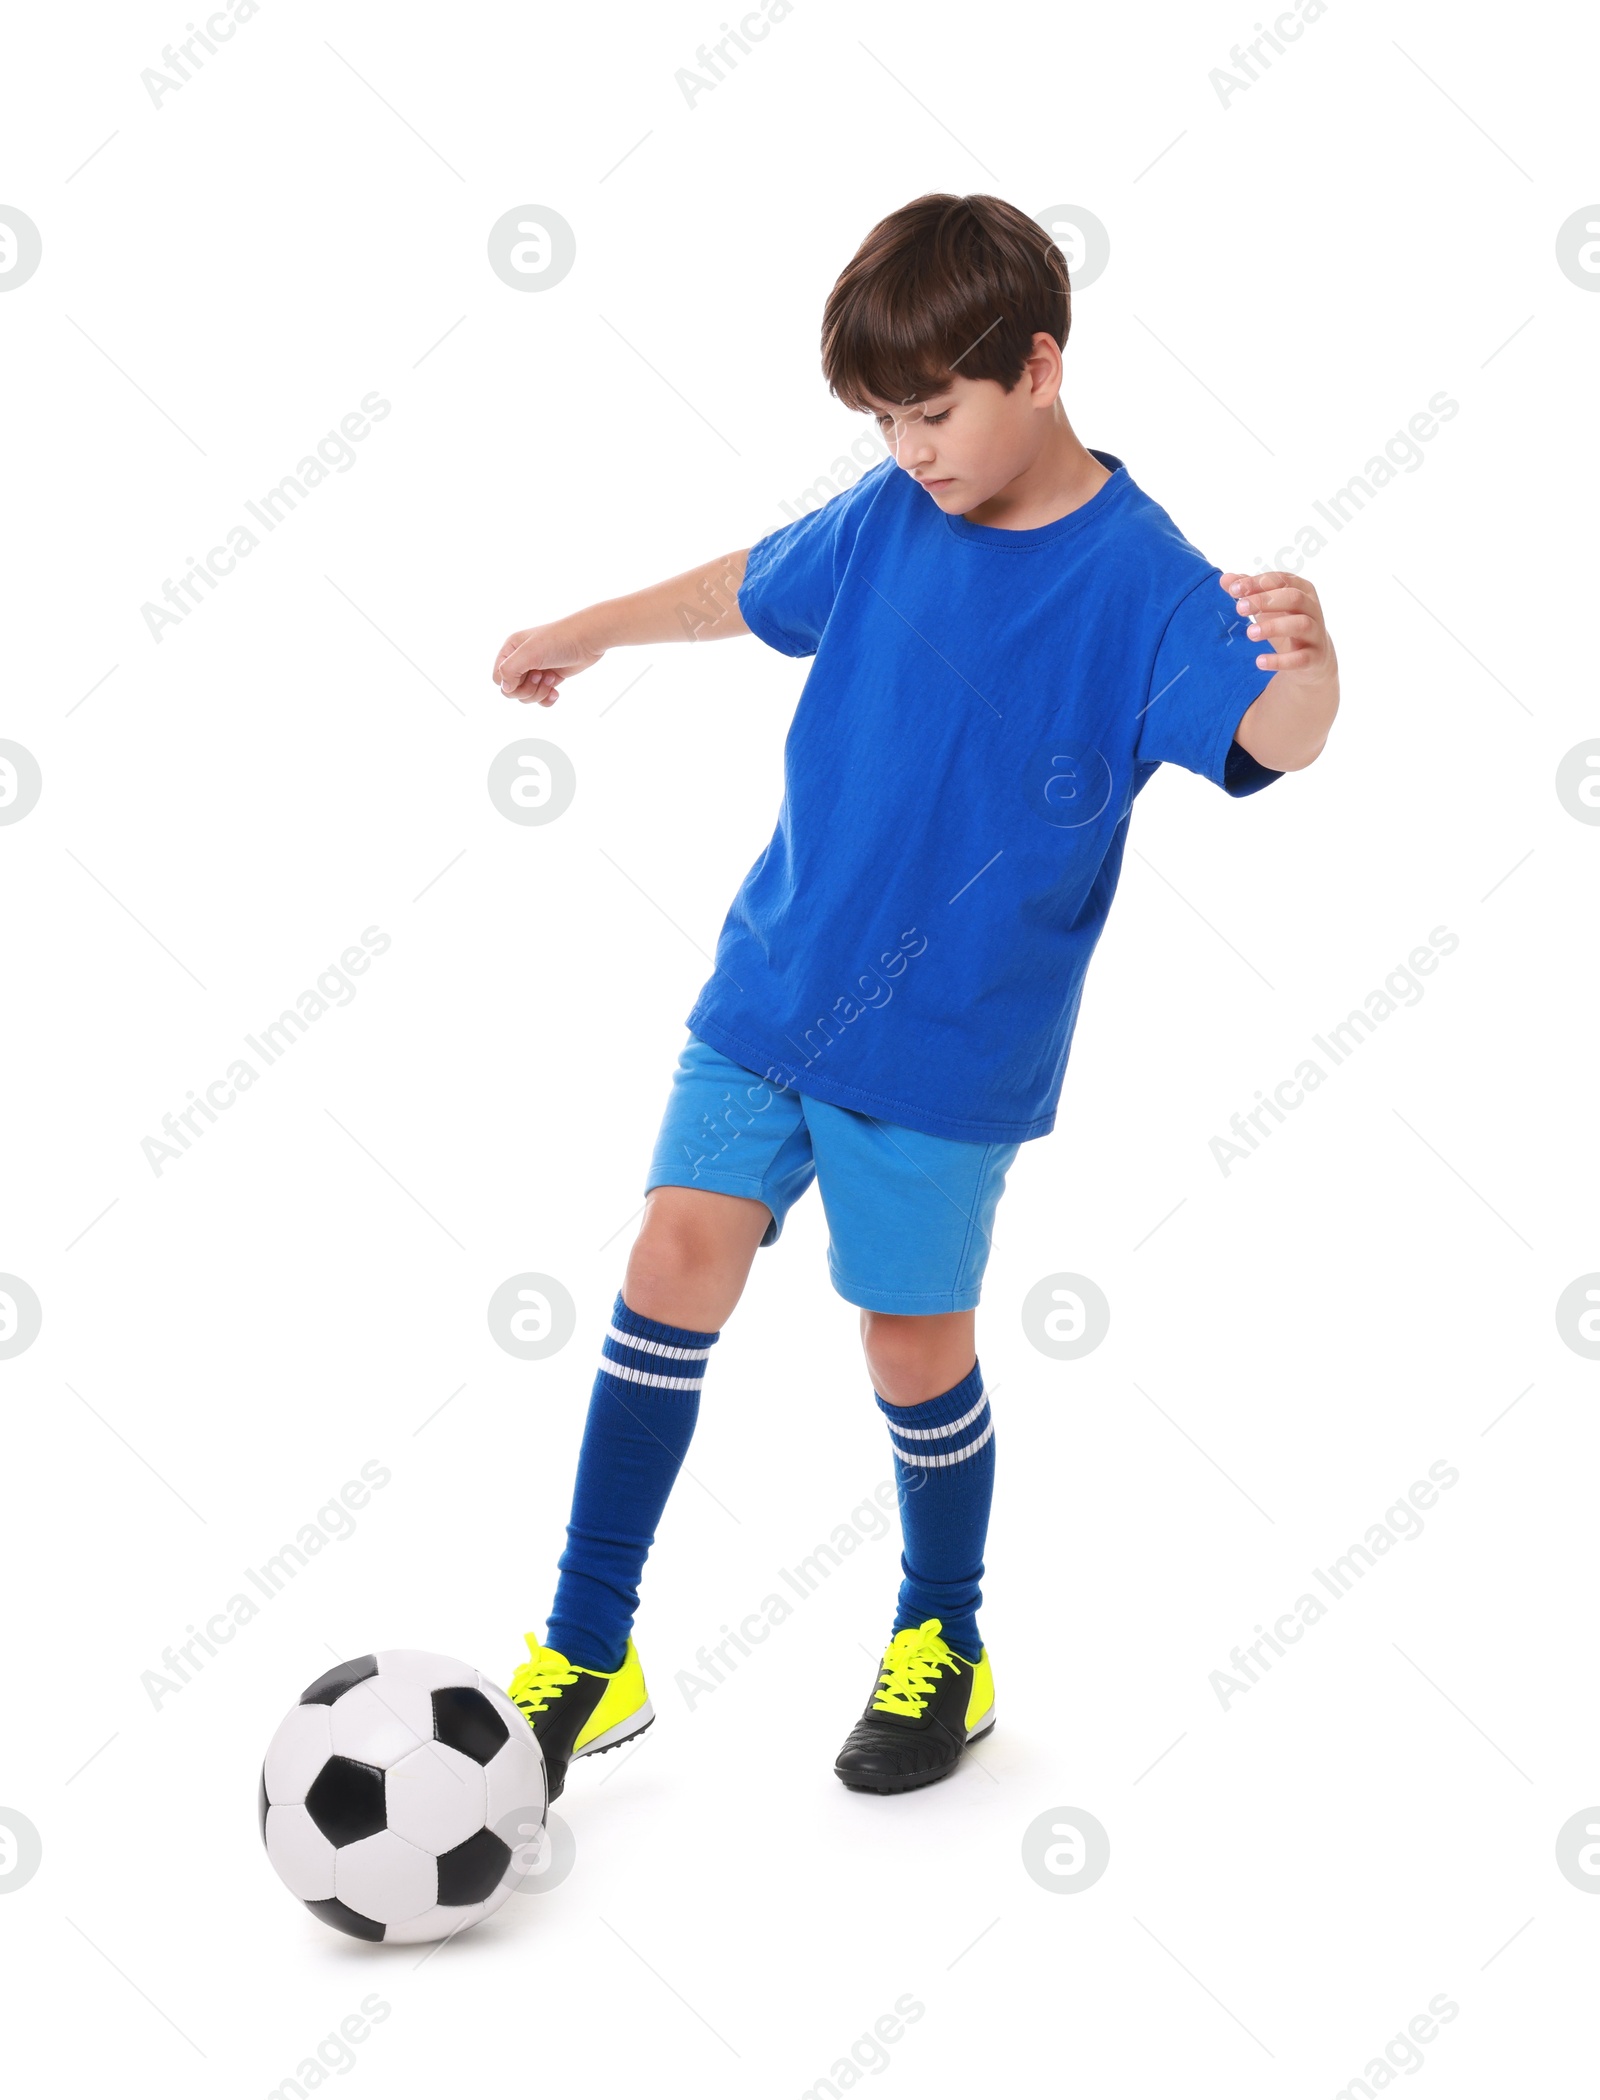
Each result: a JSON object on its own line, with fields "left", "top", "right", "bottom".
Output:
{"left": 492, "top": 619, "right": 606, "bottom": 705}
{"left": 1222, "top": 570, "right": 1340, "bottom": 771}
{"left": 1219, "top": 571, "right": 1335, "bottom": 680}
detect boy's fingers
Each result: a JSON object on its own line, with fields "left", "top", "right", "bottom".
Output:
{"left": 503, "top": 652, "right": 554, "bottom": 691}
{"left": 514, "top": 669, "right": 563, "bottom": 699}
{"left": 1238, "top": 591, "right": 1321, "bottom": 626}
{"left": 1223, "top": 570, "right": 1306, "bottom": 597}
{"left": 494, "top": 630, "right": 537, "bottom": 674}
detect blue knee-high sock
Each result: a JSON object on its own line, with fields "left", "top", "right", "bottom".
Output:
{"left": 545, "top": 1292, "right": 719, "bottom": 1672}
{"left": 876, "top": 1361, "right": 994, "bottom": 1665}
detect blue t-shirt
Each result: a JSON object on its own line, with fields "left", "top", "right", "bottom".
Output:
{"left": 685, "top": 449, "right": 1281, "bottom": 1144}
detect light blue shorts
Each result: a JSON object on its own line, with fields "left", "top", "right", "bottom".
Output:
{"left": 643, "top": 1034, "right": 1019, "bottom": 1315}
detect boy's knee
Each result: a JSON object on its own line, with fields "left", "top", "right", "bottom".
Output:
{"left": 628, "top": 1217, "right": 707, "bottom": 1298}
{"left": 862, "top": 1309, "right": 953, "bottom": 1379}
{"left": 624, "top": 1188, "right": 768, "bottom": 1330}
{"left": 861, "top": 1310, "right": 909, "bottom": 1350}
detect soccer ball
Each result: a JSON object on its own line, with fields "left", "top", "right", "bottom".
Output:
{"left": 259, "top": 1649, "right": 546, "bottom": 1944}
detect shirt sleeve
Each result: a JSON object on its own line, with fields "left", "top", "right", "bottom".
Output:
{"left": 737, "top": 460, "right": 890, "bottom": 659}
{"left": 1136, "top": 569, "right": 1283, "bottom": 797}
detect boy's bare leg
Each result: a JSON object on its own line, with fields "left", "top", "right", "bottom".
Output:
{"left": 859, "top": 1308, "right": 977, "bottom": 1404}
{"left": 624, "top": 1185, "right": 772, "bottom": 1331}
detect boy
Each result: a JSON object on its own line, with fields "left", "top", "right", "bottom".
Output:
{"left": 489, "top": 192, "right": 1338, "bottom": 1797}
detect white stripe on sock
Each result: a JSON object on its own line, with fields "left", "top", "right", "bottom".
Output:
{"left": 891, "top": 1418, "right": 995, "bottom": 1469}
{"left": 885, "top": 1387, "right": 989, "bottom": 1441}
{"left": 607, "top": 1322, "right": 712, "bottom": 1362}
{"left": 598, "top": 1356, "right": 705, "bottom": 1392}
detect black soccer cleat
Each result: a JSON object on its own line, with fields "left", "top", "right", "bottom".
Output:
{"left": 834, "top": 1619, "right": 996, "bottom": 1795}
{"left": 506, "top": 1636, "right": 654, "bottom": 1802}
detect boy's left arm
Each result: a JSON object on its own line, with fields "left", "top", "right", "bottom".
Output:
{"left": 1220, "top": 570, "right": 1339, "bottom": 772}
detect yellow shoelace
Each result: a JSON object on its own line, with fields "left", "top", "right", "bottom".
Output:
{"left": 870, "top": 1619, "right": 956, "bottom": 1718}
{"left": 508, "top": 1638, "right": 579, "bottom": 1717}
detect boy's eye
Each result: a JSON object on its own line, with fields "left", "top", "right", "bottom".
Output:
{"left": 875, "top": 406, "right": 952, "bottom": 428}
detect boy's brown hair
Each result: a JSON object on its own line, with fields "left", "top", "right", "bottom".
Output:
{"left": 821, "top": 193, "right": 1070, "bottom": 413}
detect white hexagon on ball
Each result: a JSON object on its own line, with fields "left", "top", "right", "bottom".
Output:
{"left": 383, "top": 1896, "right": 496, "bottom": 1947}
{"left": 264, "top": 1704, "right": 332, "bottom": 1804}
{"left": 328, "top": 1679, "right": 434, "bottom": 1768}
{"left": 335, "top": 1829, "right": 436, "bottom": 1926}
{"left": 386, "top": 1742, "right": 487, "bottom": 1854}
{"left": 263, "top": 1804, "right": 336, "bottom": 1901}
{"left": 484, "top": 1729, "right": 547, "bottom": 1832}
{"left": 375, "top": 1649, "right": 480, "bottom": 1693}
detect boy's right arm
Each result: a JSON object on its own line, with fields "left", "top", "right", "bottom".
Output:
{"left": 492, "top": 548, "right": 751, "bottom": 705}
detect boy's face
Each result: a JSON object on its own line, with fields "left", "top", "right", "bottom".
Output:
{"left": 861, "top": 347, "right": 1060, "bottom": 513}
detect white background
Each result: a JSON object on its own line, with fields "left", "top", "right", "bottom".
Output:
{"left": 3, "top": 0, "right": 1597, "bottom": 2092}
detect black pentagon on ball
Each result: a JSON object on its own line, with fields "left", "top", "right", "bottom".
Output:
{"left": 304, "top": 1757, "right": 387, "bottom": 1846}
{"left": 304, "top": 1895, "right": 385, "bottom": 1943}
{"left": 258, "top": 1763, "right": 269, "bottom": 1847}
{"left": 437, "top": 1825, "right": 512, "bottom": 1905}
{"left": 432, "top": 1685, "right": 509, "bottom": 1765}
{"left": 299, "top": 1654, "right": 379, "bottom": 1705}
